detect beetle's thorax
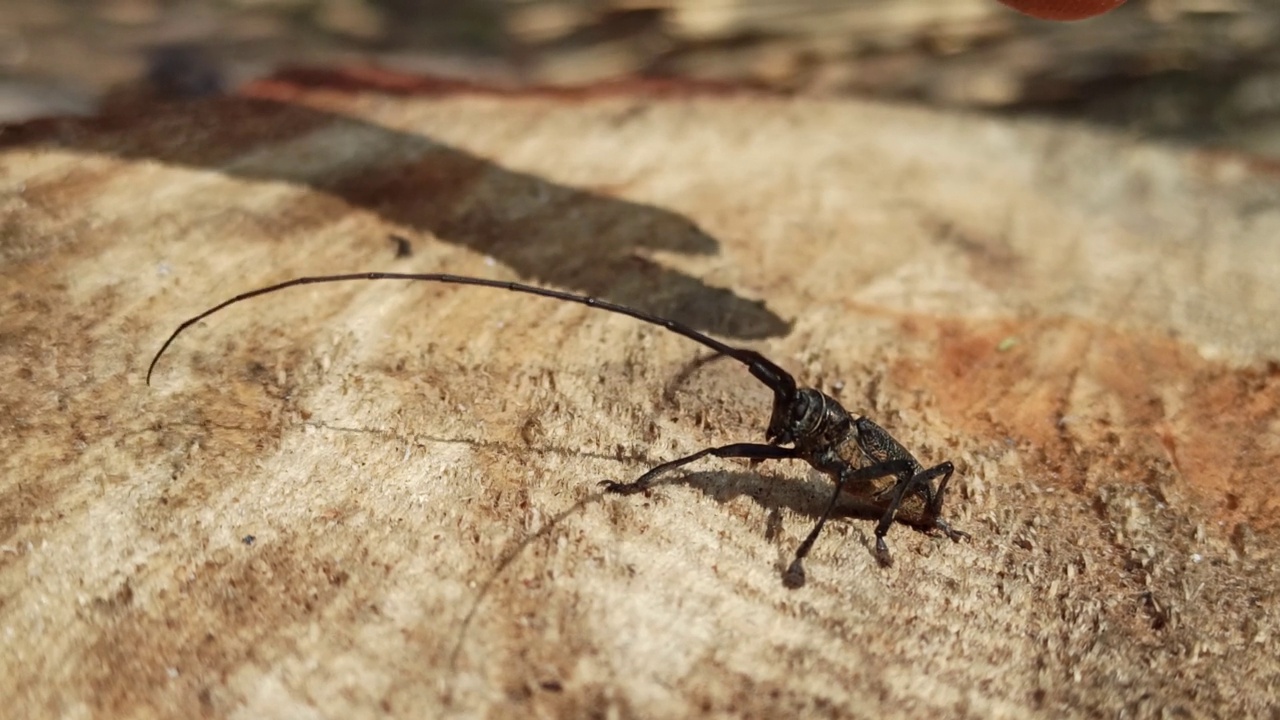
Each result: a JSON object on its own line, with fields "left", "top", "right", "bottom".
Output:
{"left": 766, "top": 387, "right": 852, "bottom": 450}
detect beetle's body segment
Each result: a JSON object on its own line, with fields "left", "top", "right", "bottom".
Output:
{"left": 147, "top": 268, "right": 967, "bottom": 582}
{"left": 733, "top": 386, "right": 961, "bottom": 571}
{"left": 837, "top": 416, "right": 945, "bottom": 528}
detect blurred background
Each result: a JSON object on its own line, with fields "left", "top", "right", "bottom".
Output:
{"left": 1, "top": 0, "right": 1278, "bottom": 157}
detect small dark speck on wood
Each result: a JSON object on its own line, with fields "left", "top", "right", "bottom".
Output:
{"left": 389, "top": 234, "right": 413, "bottom": 259}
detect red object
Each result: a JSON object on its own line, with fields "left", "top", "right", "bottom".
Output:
{"left": 996, "top": 0, "right": 1125, "bottom": 20}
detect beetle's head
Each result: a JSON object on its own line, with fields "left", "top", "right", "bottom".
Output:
{"left": 766, "top": 387, "right": 826, "bottom": 446}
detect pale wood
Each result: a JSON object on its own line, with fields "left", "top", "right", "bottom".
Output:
{"left": 2, "top": 69, "right": 1278, "bottom": 718}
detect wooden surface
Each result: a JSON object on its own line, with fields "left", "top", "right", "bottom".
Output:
{"left": 2, "top": 68, "right": 1278, "bottom": 718}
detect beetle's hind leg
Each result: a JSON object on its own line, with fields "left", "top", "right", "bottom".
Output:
{"left": 872, "top": 461, "right": 956, "bottom": 566}
{"left": 925, "top": 464, "right": 969, "bottom": 543}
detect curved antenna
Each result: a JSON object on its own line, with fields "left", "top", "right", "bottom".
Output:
{"left": 146, "top": 272, "right": 797, "bottom": 398}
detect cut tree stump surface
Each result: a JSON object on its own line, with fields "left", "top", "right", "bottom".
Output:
{"left": 2, "top": 68, "right": 1278, "bottom": 718}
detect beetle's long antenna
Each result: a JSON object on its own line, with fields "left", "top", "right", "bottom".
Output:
{"left": 146, "top": 272, "right": 797, "bottom": 398}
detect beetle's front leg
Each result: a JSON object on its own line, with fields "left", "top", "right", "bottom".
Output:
{"left": 600, "top": 442, "right": 797, "bottom": 495}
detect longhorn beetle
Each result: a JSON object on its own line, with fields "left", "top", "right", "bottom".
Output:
{"left": 147, "top": 271, "right": 968, "bottom": 579}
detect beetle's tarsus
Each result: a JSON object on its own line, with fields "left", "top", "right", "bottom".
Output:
{"left": 934, "top": 518, "right": 970, "bottom": 543}
{"left": 874, "top": 536, "right": 893, "bottom": 567}
{"left": 783, "top": 559, "right": 806, "bottom": 588}
{"left": 599, "top": 480, "right": 646, "bottom": 495}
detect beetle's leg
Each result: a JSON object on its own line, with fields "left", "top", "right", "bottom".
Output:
{"left": 932, "top": 518, "right": 970, "bottom": 543}
{"left": 927, "top": 467, "right": 970, "bottom": 542}
{"left": 873, "top": 461, "right": 954, "bottom": 565}
{"left": 786, "top": 460, "right": 913, "bottom": 583}
{"left": 600, "top": 443, "right": 797, "bottom": 495}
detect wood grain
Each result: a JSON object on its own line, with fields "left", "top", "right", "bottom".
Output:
{"left": 2, "top": 68, "right": 1277, "bottom": 718}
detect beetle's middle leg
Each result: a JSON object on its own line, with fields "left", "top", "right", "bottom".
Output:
{"left": 785, "top": 459, "right": 913, "bottom": 584}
